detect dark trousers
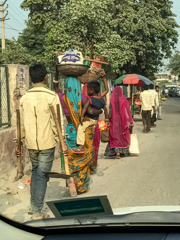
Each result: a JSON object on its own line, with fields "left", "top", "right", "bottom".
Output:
{"left": 142, "top": 110, "right": 151, "bottom": 132}
{"left": 28, "top": 147, "right": 55, "bottom": 217}
{"left": 151, "top": 112, "right": 156, "bottom": 126}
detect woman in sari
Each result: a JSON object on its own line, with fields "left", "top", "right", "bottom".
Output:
{"left": 104, "top": 86, "right": 134, "bottom": 159}
{"left": 54, "top": 69, "right": 102, "bottom": 194}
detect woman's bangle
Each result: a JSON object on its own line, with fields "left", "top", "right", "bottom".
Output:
{"left": 53, "top": 79, "right": 58, "bottom": 83}
{"left": 100, "top": 108, "right": 104, "bottom": 115}
{"left": 105, "top": 119, "right": 109, "bottom": 122}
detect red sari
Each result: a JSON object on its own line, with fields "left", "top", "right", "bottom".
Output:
{"left": 105, "top": 87, "right": 134, "bottom": 156}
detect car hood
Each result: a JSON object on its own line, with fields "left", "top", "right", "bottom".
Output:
{"left": 25, "top": 206, "right": 180, "bottom": 228}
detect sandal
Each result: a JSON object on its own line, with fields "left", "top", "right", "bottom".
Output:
{"left": 28, "top": 208, "right": 33, "bottom": 215}
{"left": 116, "top": 153, "right": 121, "bottom": 159}
{"left": 32, "top": 213, "right": 49, "bottom": 220}
{"left": 72, "top": 148, "right": 84, "bottom": 154}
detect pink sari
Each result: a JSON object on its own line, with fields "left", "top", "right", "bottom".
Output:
{"left": 82, "top": 83, "right": 101, "bottom": 170}
{"left": 109, "top": 87, "right": 134, "bottom": 149}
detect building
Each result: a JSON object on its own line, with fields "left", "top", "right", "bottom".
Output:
{"left": 155, "top": 73, "right": 178, "bottom": 84}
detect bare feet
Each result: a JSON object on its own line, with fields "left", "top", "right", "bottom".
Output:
{"left": 67, "top": 177, "right": 77, "bottom": 197}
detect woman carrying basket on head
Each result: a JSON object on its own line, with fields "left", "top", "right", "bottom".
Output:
{"left": 53, "top": 68, "right": 107, "bottom": 194}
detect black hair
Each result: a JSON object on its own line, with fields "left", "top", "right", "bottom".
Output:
{"left": 155, "top": 85, "right": 160, "bottom": 89}
{"left": 144, "top": 85, "right": 149, "bottom": 90}
{"left": 29, "top": 64, "right": 48, "bottom": 83}
{"left": 87, "top": 81, "right": 100, "bottom": 94}
{"left": 149, "top": 84, "right": 154, "bottom": 89}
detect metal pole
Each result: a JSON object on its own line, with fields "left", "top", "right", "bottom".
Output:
{"left": 106, "top": 80, "right": 110, "bottom": 107}
{"left": 1, "top": 2, "right": 5, "bottom": 51}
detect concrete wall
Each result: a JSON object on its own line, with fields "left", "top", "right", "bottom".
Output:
{"left": 0, "top": 127, "right": 30, "bottom": 173}
{"left": 0, "top": 126, "right": 60, "bottom": 174}
{"left": 0, "top": 64, "right": 29, "bottom": 173}
{"left": 8, "top": 64, "right": 29, "bottom": 127}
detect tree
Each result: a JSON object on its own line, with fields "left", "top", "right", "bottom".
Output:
{"left": 21, "top": 0, "right": 67, "bottom": 27}
{"left": 18, "top": 21, "right": 47, "bottom": 62}
{"left": 0, "top": 39, "right": 34, "bottom": 65}
{"left": 21, "top": 0, "right": 179, "bottom": 79}
{"left": 166, "top": 51, "right": 180, "bottom": 76}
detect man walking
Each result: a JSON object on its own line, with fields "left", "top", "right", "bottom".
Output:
{"left": 155, "top": 85, "right": 162, "bottom": 120}
{"left": 140, "top": 85, "right": 154, "bottom": 133}
{"left": 149, "top": 84, "right": 159, "bottom": 127}
{"left": 16, "top": 64, "right": 61, "bottom": 220}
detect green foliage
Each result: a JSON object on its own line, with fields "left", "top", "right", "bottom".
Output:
{"left": 18, "top": 21, "right": 47, "bottom": 62}
{"left": 18, "top": 0, "right": 179, "bottom": 79}
{"left": 0, "top": 39, "right": 34, "bottom": 65}
{"left": 166, "top": 51, "right": 180, "bottom": 76}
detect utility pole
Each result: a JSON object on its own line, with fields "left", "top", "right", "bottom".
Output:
{"left": 0, "top": 0, "right": 8, "bottom": 52}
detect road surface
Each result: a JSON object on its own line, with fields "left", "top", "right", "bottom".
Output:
{"left": 0, "top": 97, "right": 180, "bottom": 222}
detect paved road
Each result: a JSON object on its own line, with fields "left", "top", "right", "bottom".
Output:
{"left": 1, "top": 97, "right": 180, "bottom": 222}
{"left": 87, "top": 97, "right": 180, "bottom": 208}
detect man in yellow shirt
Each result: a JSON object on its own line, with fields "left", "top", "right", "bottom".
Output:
{"left": 140, "top": 85, "right": 154, "bottom": 133}
{"left": 16, "top": 64, "right": 61, "bottom": 220}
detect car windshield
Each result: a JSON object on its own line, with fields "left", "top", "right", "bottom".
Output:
{"left": 1, "top": 0, "right": 180, "bottom": 229}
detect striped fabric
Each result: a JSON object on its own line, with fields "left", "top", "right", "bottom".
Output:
{"left": 157, "top": 91, "right": 162, "bottom": 106}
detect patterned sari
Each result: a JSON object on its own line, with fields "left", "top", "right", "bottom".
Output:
{"left": 63, "top": 77, "right": 94, "bottom": 193}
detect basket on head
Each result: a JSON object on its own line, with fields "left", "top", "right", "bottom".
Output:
{"left": 57, "top": 64, "right": 89, "bottom": 77}
{"left": 77, "top": 71, "right": 102, "bottom": 84}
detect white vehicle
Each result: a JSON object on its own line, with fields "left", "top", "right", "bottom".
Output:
{"left": 175, "top": 87, "right": 180, "bottom": 97}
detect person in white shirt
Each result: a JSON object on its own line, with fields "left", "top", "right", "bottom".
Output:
{"left": 164, "top": 88, "right": 168, "bottom": 97}
{"left": 140, "top": 85, "right": 154, "bottom": 133}
{"left": 149, "top": 84, "right": 159, "bottom": 127}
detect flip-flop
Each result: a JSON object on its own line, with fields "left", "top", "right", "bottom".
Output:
{"left": 72, "top": 148, "right": 84, "bottom": 154}
{"left": 32, "top": 213, "right": 49, "bottom": 220}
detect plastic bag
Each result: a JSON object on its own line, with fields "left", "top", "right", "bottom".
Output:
{"left": 90, "top": 56, "right": 104, "bottom": 71}
{"left": 98, "top": 120, "right": 108, "bottom": 132}
{"left": 129, "top": 134, "right": 140, "bottom": 155}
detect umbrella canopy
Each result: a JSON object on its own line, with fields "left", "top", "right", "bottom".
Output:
{"left": 115, "top": 74, "right": 153, "bottom": 87}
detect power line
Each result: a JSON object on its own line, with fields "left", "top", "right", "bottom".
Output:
{"left": 6, "top": 23, "right": 22, "bottom": 33}
{"left": 8, "top": 0, "right": 28, "bottom": 19}
{"left": 8, "top": 4, "right": 27, "bottom": 23}
{"left": 9, "top": 12, "right": 25, "bottom": 28}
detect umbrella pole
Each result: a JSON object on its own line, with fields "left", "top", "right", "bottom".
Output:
{"left": 132, "top": 85, "right": 134, "bottom": 119}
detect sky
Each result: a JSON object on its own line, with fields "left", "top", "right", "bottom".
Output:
{"left": 3, "top": 0, "right": 29, "bottom": 40}
{"left": 163, "top": 0, "right": 180, "bottom": 71}
{"left": 172, "top": 0, "right": 180, "bottom": 51}
{"left": 2, "top": 0, "right": 180, "bottom": 72}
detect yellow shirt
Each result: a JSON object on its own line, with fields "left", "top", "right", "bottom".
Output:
{"left": 140, "top": 90, "right": 154, "bottom": 111}
{"left": 20, "top": 83, "right": 60, "bottom": 150}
